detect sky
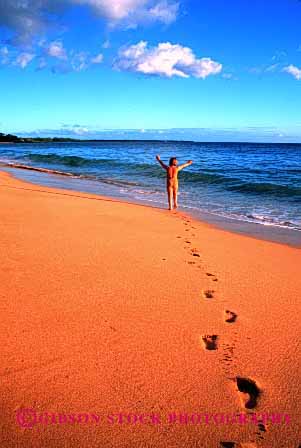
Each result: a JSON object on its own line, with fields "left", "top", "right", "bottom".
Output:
{"left": 0, "top": 0, "right": 301, "bottom": 142}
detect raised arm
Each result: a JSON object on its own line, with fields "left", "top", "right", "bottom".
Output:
{"left": 156, "top": 155, "right": 168, "bottom": 170}
{"left": 178, "top": 160, "right": 193, "bottom": 171}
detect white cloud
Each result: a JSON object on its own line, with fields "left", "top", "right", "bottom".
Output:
{"left": 0, "top": 46, "right": 8, "bottom": 56}
{"left": 47, "top": 41, "right": 67, "bottom": 60}
{"left": 21, "top": 126, "right": 301, "bottom": 143}
{"left": 69, "top": 51, "right": 89, "bottom": 71}
{"left": 283, "top": 64, "right": 301, "bottom": 80}
{"left": 0, "top": 0, "right": 46, "bottom": 45}
{"left": 73, "top": 126, "right": 89, "bottom": 135}
{"left": 0, "top": 0, "right": 179, "bottom": 45}
{"left": 52, "top": 50, "right": 103, "bottom": 72}
{"left": 91, "top": 53, "right": 104, "bottom": 64}
{"left": 116, "top": 41, "right": 222, "bottom": 79}
{"left": 62, "top": 124, "right": 90, "bottom": 135}
{"left": 15, "top": 52, "right": 35, "bottom": 68}
{"left": 2, "top": 41, "right": 103, "bottom": 72}
{"left": 73, "top": 0, "right": 178, "bottom": 24}
{"left": 74, "top": 0, "right": 148, "bottom": 20}
{"left": 0, "top": 46, "right": 9, "bottom": 64}
{"left": 149, "top": 0, "right": 179, "bottom": 24}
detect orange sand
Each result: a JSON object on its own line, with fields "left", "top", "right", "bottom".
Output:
{"left": 0, "top": 170, "right": 300, "bottom": 448}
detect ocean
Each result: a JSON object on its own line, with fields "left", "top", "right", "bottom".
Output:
{"left": 1, "top": 140, "right": 300, "bottom": 245}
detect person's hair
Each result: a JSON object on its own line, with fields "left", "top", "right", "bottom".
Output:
{"left": 169, "top": 157, "right": 177, "bottom": 166}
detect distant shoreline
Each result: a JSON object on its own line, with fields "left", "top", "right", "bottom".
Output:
{"left": 1, "top": 132, "right": 301, "bottom": 145}
{"left": 2, "top": 138, "right": 301, "bottom": 146}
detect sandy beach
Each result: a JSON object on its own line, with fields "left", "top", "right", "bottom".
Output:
{"left": 0, "top": 169, "right": 300, "bottom": 448}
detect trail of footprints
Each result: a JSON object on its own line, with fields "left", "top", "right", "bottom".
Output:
{"left": 178, "top": 215, "right": 266, "bottom": 447}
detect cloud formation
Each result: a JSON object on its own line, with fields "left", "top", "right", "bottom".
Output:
{"left": 61, "top": 124, "right": 90, "bottom": 135}
{"left": 283, "top": 64, "right": 301, "bottom": 80}
{"left": 19, "top": 125, "right": 301, "bottom": 143}
{"left": 148, "top": 1, "right": 179, "bottom": 24}
{"left": 0, "top": 1, "right": 178, "bottom": 74}
{"left": 73, "top": 0, "right": 178, "bottom": 25}
{"left": 0, "top": 45, "right": 9, "bottom": 64}
{"left": 0, "top": 0, "right": 179, "bottom": 45}
{"left": 73, "top": 0, "right": 147, "bottom": 21}
{"left": 115, "top": 41, "right": 222, "bottom": 78}
{"left": 1, "top": 38, "right": 104, "bottom": 73}
{"left": 91, "top": 52, "right": 104, "bottom": 64}
{"left": 46, "top": 41, "right": 67, "bottom": 60}
{"left": 15, "top": 52, "right": 35, "bottom": 68}
{"left": 0, "top": 0, "right": 46, "bottom": 45}
{"left": 49, "top": 49, "right": 103, "bottom": 73}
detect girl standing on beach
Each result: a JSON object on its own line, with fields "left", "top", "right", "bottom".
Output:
{"left": 156, "top": 155, "right": 193, "bottom": 210}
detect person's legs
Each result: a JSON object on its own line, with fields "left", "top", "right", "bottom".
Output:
{"left": 167, "top": 187, "right": 173, "bottom": 210}
{"left": 173, "top": 187, "right": 178, "bottom": 209}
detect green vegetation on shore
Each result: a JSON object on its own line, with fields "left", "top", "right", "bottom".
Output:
{"left": 0, "top": 132, "right": 78, "bottom": 143}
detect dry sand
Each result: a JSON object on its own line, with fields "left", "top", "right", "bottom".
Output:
{"left": 0, "top": 170, "right": 300, "bottom": 448}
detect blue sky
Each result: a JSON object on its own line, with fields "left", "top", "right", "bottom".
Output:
{"left": 0, "top": 0, "right": 301, "bottom": 142}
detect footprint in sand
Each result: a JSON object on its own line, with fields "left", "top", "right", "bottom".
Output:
{"left": 236, "top": 377, "right": 260, "bottom": 409}
{"left": 206, "top": 272, "right": 218, "bottom": 281}
{"left": 224, "top": 310, "right": 237, "bottom": 323}
{"left": 202, "top": 335, "right": 218, "bottom": 350}
{"left": 203, "top": 290, "right": 215, "bottom": 299}
{"left": 221, "top": 444, "right": 257, "bottom": 448}
{"left": 256, "top": 420, "right": 267, "bottom": 440}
